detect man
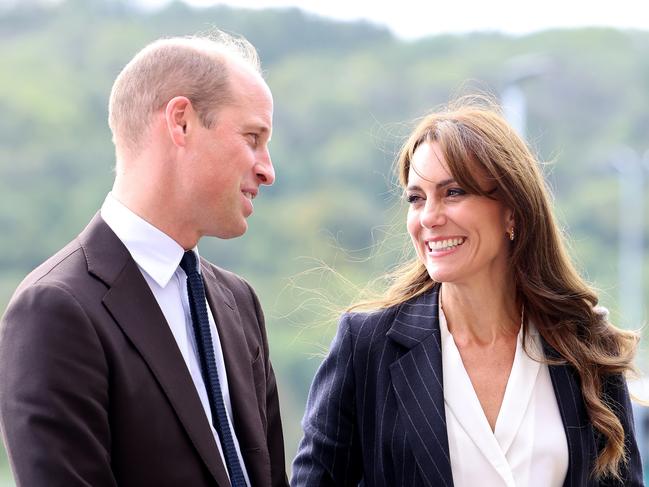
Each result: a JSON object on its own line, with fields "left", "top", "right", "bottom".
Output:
{"left": 0, "top": 32, "right": 288, "bottom": 487}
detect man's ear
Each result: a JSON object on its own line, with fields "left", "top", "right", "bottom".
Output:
{"left": 164, "top": 96, "right": 193, "bottom": 148}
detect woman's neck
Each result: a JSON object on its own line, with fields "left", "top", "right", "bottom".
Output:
{"left": 440, "top": 279, "right": 520, "bottom": 346}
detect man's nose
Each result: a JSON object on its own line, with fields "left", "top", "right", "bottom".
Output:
{"left": 256, "top": 149, "right": 275, "bottom": 186}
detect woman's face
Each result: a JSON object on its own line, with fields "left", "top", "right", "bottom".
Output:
{"left": 406, "top": 141, "right": 513, "bottom": 287}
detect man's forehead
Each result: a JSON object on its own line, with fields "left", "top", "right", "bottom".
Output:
{"left": 228, "top": 72, "right": 273, "bottom": 115}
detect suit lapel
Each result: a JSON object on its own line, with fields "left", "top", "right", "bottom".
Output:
{"left": 79, "top": 214, "right": 231, "bottom": 486}
{"left": 202, "top": 262, "right": 269, "bottom": 487}
{"left": 387, "top": 284, "right": 454, "bottom": 487}
{"left": 545, "top": 342, "right": 595, "bottom": 487}
{"left": 384, "top": 286, "right": 595, "bottom": 487}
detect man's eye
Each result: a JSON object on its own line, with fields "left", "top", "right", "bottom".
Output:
{"left": 248, "top": 133, "right": 259, "bottom": 146}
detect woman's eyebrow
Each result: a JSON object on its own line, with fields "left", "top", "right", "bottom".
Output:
{"left": 436, "top": 178, "right": 457, "bottom": 189}
{"left": 406, "top": 178, "right": 457, "bottom": 192}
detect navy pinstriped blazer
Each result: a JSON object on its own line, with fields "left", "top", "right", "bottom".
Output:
{"left": 291, "top": 284, "right": 643, "bottom": 487}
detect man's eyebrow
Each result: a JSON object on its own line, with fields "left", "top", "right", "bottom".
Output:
{"left": 244, "top": 123, "right": 270, "bottom": 133}
{"left": 244, "top": 122, "right": 272, "bottom": 138}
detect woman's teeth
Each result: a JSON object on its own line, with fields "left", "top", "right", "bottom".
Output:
{"left": 428, "top": 237, "right": 465, "bottom": 251}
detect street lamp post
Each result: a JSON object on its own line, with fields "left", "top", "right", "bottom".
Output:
{"left": 501, "top": 83, "right": 527, "bottom": 139}
{"left": 500, "top": 53, "right": 554, "bottom": 140}
{"left": 613, "top": 148, "right": 649, "bottom": 481}
{"left": 611, "top": 147, "right": 646, "bottom": 332}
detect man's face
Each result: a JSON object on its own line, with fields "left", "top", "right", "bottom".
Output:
{"left": 183, "top": 63, "right": 274, "bottom": 240}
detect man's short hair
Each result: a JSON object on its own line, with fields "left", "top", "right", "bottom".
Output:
{"left": 108, "top": 31, "right": 260, "bottom": 158}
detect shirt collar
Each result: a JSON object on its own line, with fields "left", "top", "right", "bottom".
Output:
{"left": 100, "top": 193, "right": 196, "bottom": 287}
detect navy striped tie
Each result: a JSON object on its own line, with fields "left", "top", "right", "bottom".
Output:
{"left": 180, "top": 251, "right": 247, "bottom": 487}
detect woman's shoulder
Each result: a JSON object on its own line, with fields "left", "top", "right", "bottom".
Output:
{"left": 339, "top": 304, "right": 402, "bottom": 337}
{"left": 339, "top": 287, "right": 440, "bottom": 342}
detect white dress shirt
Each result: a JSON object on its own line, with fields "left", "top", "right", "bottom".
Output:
{"left": 440, "top": 302, "right": 568, "bottom": 487}
{"left": 101, "top": 193, "right": 250, "bottom": 486}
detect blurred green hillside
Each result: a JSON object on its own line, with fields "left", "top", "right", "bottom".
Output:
{"left": 0, "top": 0, "right": 648, "bottom": 482}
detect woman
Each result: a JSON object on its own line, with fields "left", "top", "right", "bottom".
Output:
{"left": 291, "top": 99, "right": 642, "bottom": 486}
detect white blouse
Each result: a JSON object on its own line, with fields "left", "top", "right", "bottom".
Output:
{"left": 440, "top": 306, "right": 568, "bottom": 487}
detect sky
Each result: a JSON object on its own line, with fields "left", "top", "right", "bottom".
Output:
{"left": 135, "top": 0, "right": 649, "bottom": 39}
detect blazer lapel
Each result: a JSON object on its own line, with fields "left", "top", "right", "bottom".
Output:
{"left": 79, "top": 214, "right": 231, "bottom": 486}
{"left": 387, "top": 284, "right": 454, "bottom": 487}
{"left": 202, "top": 263, "right": 269, "bottom": 487}
{"left": 545, "top": 342, "right": 596, "bottom": 487}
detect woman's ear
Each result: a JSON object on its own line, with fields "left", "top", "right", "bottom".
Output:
{"left": 505, "top": 207, "right": 515, "bottom": 240}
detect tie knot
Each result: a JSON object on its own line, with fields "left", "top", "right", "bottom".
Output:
{"left": 180, "top": 250, "right": 198, "bottom": 275}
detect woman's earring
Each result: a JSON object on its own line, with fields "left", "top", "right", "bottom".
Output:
{"left": 509, "top": 227, "right": 515, "bottom": 241}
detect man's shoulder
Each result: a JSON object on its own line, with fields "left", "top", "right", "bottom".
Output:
{"left": 199, "top": 258, "right": 258, "bottom": 305}
{"left": 200, "top": 258, "right": 247, "bottom": 288}
{"left": 13, "top": 237, "right": 87, "bottom": 297}
{"left": 1, "top": 236, "right": 96, "bottom": 334}
{"left": 7, "top": 211, "right": 122, "bottom": 308}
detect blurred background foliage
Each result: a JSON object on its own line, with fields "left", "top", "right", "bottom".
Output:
{"left": 0, "top": 0, "right": 648, "bottom": 482}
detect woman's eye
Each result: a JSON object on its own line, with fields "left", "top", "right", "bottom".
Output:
{"left": 406, "top": 194, "right": 423, "bottom": 204}
{"left": 446, "top": 187, "right": 466, "bottom": 198}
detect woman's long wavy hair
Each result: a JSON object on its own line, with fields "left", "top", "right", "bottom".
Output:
{"left": 351, "top": 96, "right": 638, "bottom": 480}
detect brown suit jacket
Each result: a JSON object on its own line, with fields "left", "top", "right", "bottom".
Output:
{"left": 0, "top": 214, "right": 288, "bottom": 487}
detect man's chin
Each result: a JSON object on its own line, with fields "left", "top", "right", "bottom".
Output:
{"left": 211, "top": 221, "right": 248, "bottom": 240}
